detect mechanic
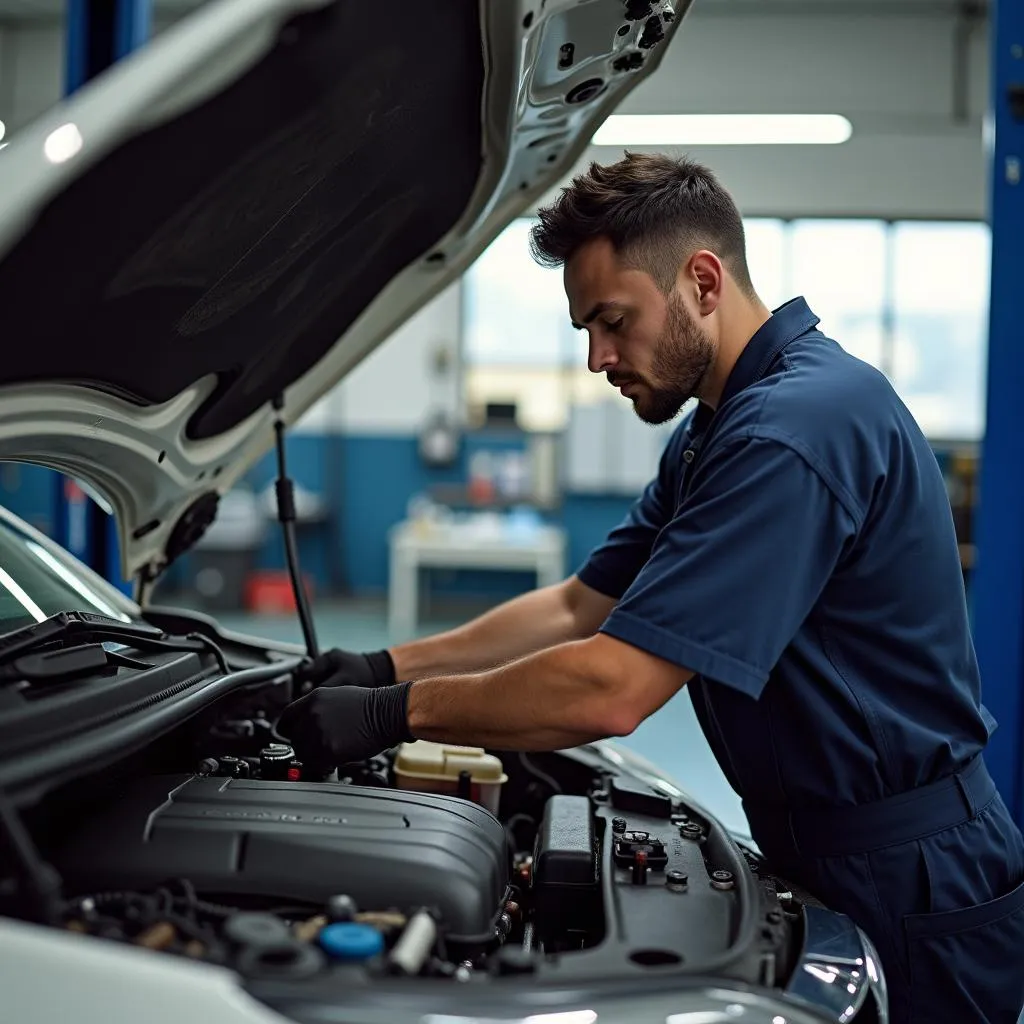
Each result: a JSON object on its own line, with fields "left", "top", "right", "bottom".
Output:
{"left": 279, "top": 153, "right": 1024, "bottom": 1022}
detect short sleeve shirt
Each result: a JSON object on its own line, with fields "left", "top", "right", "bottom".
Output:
{"left": 578, "top": 297, "right": 995, "bottom": 819}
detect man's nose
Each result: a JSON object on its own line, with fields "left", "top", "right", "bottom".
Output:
{"left": 588, "top": 334, "right": 618, "bottom": 374}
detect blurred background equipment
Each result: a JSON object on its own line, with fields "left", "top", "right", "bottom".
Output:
{"left": 189, "top": 488, "right": 266, "bottom": 613}
{"left": 387, "top": 505, "right": 565, "bottom": 641}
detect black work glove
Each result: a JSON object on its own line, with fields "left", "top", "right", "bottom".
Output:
{"left": 277, "top": 682, "right": 414, "bottom": 768}
{"left": 297, "top": 647, "right": 396, "bottom": 693}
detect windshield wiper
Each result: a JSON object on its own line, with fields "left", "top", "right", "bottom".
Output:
{"left": 0, "top": 611, "right": 227, "bottom": 674}
{"left": 0, "top": 643, "right": 153, "bottom": 686}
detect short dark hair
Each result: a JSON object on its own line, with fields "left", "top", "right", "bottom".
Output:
{"left": 530, "top": 152, "right": 754, "bottom": 296}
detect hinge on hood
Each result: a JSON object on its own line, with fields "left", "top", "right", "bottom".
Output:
{"left": 136, "top": 491, "right": 220, "bottom": 606}
{"left": 164, "top": 491, "right": 220, "bottom": 568}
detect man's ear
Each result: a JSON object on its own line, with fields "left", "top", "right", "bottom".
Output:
{"left": 688, "top": 250, "right": 724, "bottom": 314}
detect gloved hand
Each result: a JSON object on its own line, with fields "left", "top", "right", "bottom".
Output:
{"left": 277, "top": 682, "right": 414, "bottom": 767}
{"left": 296, "top": 647, "right": 395, "bottom": 694}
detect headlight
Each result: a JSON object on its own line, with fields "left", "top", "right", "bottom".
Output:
{"left": 784, "top": 906, "right": 888, "bottom": 1024}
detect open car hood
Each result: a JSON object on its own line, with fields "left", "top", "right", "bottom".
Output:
{"left": 0, "top": 0, "right": 684, "bottom": 586}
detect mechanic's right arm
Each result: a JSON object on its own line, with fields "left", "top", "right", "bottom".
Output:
{"left": 390, "top": 575, "right": 616, "bottom": 678}
{"left": 301, "top": 576, "right": 616, "bottom": 689}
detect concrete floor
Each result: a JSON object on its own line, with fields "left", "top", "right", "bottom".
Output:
{"left": 216, "top": 598, "right": 750, "bottom": 837}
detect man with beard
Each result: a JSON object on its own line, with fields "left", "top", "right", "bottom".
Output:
{"left": 279, "top": 154, "right": 1024, "bottom": 1023}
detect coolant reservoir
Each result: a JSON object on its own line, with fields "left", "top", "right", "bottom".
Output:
{"left": 394, "top": 741, "right": 507, "bottom": 816}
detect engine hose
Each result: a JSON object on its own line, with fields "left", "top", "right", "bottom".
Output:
{"left": 517, "top": 752, "right": 562, "bottom": 794}
{"left": 158, "top": 877, "right": 237, "bottom": 920}
{"left": 75, "top": 891, "right": 147, "bottom": 913}
{"left": 169, "top": 877, "right": 197, "bottom": 907}
{"left": 75, "top": 889, "right": 225, "bottom": 958}
{"left": 188, "top": 898, "right": 238, "bottom": 919}
{"left": 155, "top": 888, "right": 174, "bottom": 915}
{"left": 159, "top": 909, "right": 224, "bottom": 949}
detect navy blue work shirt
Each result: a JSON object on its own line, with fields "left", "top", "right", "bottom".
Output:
{"left": 579, "top": 297, "right": 995, "bottom": 818}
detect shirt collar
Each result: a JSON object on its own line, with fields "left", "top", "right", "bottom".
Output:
{"left": 691, "top": 296, "right": 820, "bottom": 432}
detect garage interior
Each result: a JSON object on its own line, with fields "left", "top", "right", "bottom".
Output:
{"left": 2, "top": 0, "right": 1016, "bottom": 835}
{"left": 0, "top": 0, "right": 1021, "bottom": 1015}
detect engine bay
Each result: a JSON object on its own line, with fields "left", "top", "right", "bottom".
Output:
{"left": 0, "top": 631, "right": 812, "bottom": 1008}
{"left": 7, "top": 714, "right": 803, "bottom": 998}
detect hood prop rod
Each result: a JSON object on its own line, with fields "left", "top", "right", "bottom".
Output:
{"left": 272, "top": 395, "right": 319, "bottom": 659}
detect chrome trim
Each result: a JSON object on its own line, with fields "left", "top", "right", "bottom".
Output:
{"left": 422, "top": 984, "right": 846, "bottom": 1024}
{"left": 785, "top": 905, "right": 888, "bottom": 1023}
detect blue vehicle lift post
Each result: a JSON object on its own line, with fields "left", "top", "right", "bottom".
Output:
{"left": 56, "top": 0, "right": 152, "bottom": 592}
{"left": 972, "top": 0, "right": 1024, "bottom": 829}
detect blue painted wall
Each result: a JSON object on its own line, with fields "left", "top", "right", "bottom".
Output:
{"left": 0, "top": 435, "right": 633, "bottom": 601}
{"left": 0, "top": 463, "right": 59, "bottom": 538}
{"left": 0, "top": 434, "right": 972, "bottom": 608}
{"left": 328, "top": 435, "right": 971, "bottom": 600}
{"left": 326, "top": 433, "right": 632, "bottom": 598}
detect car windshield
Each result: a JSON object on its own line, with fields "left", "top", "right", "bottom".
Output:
{"left": 0, "top": 511, "right": 138, "bottom": 636}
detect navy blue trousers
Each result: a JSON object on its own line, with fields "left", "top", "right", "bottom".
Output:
{"left": 750, "top": 759, "right": 1024, "bottom": 1022}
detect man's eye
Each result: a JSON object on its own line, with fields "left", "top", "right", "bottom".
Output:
{"left": 605, "top": 319, "right": 624, "bottom": 332}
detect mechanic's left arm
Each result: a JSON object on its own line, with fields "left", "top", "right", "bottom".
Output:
{"left": 406, "top": 633, "right": 694, "bottom": 750}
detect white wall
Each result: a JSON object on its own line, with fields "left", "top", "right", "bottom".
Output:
{"left": 0, "top": 2, "right": 994, "bottom": 433}
{"left": 0, "top": 11, "right": 194, "bottom": 133}
{"left": 0, "top": 24, "right": 64, "bottom": 132}
{"left": 295, "top": 284, "right": 463, "bottom": 436}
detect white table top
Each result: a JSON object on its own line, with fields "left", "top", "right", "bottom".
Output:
{"left": 390, "top": 516, "right": 565, "bottom": 553}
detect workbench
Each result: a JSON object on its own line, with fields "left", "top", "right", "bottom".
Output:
{"left": 387, "top": 517, "right": 566, "bottom": 640}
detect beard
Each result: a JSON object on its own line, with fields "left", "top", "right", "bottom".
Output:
{"left": 611, "top": 294, "right": 715, "bottom": 425}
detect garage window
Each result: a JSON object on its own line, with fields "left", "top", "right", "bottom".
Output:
{"left": 463, "top": 217, "right": 991, "bottom": 442}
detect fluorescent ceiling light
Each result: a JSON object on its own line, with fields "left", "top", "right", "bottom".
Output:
{"left": 0, "top": 119, "right": 5, "bottom": 142}
{"left": 593, "top": 114, "right": 852, "bottom": 147}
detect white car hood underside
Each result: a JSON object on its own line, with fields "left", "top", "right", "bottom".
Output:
{"left": 0, "top": 0, "right": 684, "bottom": 584}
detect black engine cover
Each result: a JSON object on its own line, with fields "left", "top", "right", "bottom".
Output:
{"left": 55, "top": 775, "right": 509, "bottom": 939}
